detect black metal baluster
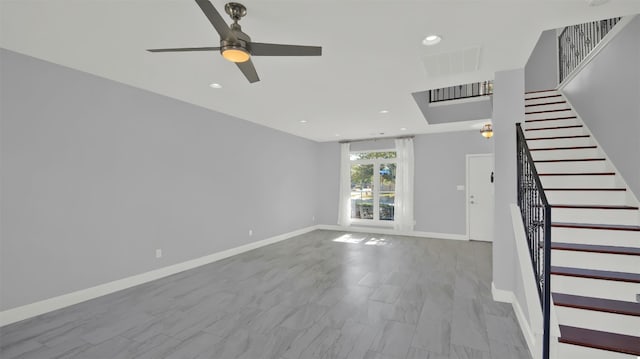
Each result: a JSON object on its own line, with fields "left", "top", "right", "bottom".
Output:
{"left": 568, "top": 26, "right": 573, "bottom": 79}
{"left": 574, "top": 24, "right": 579, "bottom": 73}
{"left": 589, "top": 22, "right": 596, "bottom": 52}
{"left": 568, "top": 26, "right": 572, "bottom": 78}
{"left": 582, "top": 23, "right": 587, "bottom": 62}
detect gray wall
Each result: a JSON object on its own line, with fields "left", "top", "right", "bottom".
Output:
{"left": 492, "top": 69, "right": 525, "bottom": 298}
{"left": 350, "top": 139, "right": 395, "bottom": 152}
{"left": 0, "top": 49, "right": 319, "bottom": 310}
{"left": 413, "top": 91, "right": 493, "bottom": 125}
{"left": 314, "top": 132, "right": 493, "bottom": 235}
{"left": 562, "top": 17, "right": 640, "bottom": 196}
{"left": 525, "top": 29, "right": 558, "bottom": 92}
{"left": 413, "top": 132, "right": 493, "bottom": 234}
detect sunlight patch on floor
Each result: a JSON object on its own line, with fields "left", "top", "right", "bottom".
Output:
{"left": 365, "top": 237, "right": 389, "bottom": 246}
{"left": 332, "top": 234, "right": 391, "bottom": 246}
{"left": 332, "top": 233, "right": 367, "bottom": 244}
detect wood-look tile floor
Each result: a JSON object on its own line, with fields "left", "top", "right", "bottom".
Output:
{"left": 0, "top": 230, "right": 531, "bottom": 359}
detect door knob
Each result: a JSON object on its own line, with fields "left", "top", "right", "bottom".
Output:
{"left": 470, "top": 201, "right": 475, "bottom": 204}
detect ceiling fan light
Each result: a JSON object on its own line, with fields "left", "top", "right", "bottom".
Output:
{"left": 480, "top": 123, "right": 493, "bottom": 139}
{"left": 222, "top": 47, "right": 250, "bottom": 63}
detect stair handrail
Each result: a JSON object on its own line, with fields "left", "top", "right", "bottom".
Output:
{"left": 516, "top": 123, "right": 552, "bottom": 359}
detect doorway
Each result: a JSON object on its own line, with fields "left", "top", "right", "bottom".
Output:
{"left": 467, "top": 154, "right": 495, "bottom": 242}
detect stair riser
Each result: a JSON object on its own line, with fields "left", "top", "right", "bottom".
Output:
{"left": 524, "top": 118, "right": 580, "bottom": 130}
{"left": 545, "top": 191, "right": 627, "bottom": 206}
{"left": 555, "top": 306, "right": 640, "bottom": 337}
{"left": 551, "top": 208, "right": 640, "bottom": 226}
{"left": 525, "top": 91, "right": 559, "bottom": 100}
{"left": 552, "top": 227, "right": 640, "bottom": 248}
{"left": 552, "top": 250, "right": 640, "bottom": 274}
{"left": 531, "top": 148, "right": 600, "bottom": 161}
{"left": 527, "top": 137, "right": 593, "bottom": 149}
{"left": 525, "top": 103, "right": 571, "bottom": 112}
{"left": 524, "top": 127, "right": 586, "bottom": 138}
{"left": 525, "top": 97, "right": 563, "bottom": 106}
{"left": 541, "top": 175, "right": 616, "bottom": 189}
{"left": 526, "top": 109, "right": 575, "bottom": 121}
{"left": 551, "top": 275, "right": 639, "bottom": 302}
{"left": 557, "top": 342, "right": 637, "bottom": 359}
{"left": 534, "top": 161, "right": 608, "bottom": 173}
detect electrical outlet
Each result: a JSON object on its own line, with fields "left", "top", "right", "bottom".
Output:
{"left": 249, "top": 229, "right": 253, "bottom": 236}
{"left": 155, "top": 249, "right": 162, "bottom": 258}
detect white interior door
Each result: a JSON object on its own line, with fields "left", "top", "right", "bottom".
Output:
{"left": 468, "top": 154, "right": 495, "bottom": 242}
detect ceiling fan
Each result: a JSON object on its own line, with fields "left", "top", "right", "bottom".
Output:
{"left": 147, "top": 0, "right": 322, "bottom": 83}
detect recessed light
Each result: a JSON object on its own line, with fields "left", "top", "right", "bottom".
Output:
{"left": 335, "top": 134, "right": 341, "bottom": 137}
{"left": 299, "top": 120, "right": 308, "bottom": 124}
{"left": 400, "top": 127, "right": 407, "bottom": 131}
{"left": 379, "top": 110, "right": 389, "bottom": 114}
{"left": 209, "top": 83, "right": 222, "bottom": 89}
{"left": 422, "top": 35, "right": 442, "bottom": 46}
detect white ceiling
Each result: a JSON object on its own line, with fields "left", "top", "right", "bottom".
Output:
{"left": 1, "top": 0, "right": 639, "bottom": 142}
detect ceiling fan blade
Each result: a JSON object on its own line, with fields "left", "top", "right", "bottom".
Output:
{"left": 194, "top": 0, "right": 233, "bottom": 40}
{"left": 249, "top": 43, "right": 322, "bottom": 56}
{"left": 147, "top": 47, "right": 220, "bottom": 53}
{"left": 236, "top": 59, "right": 260, "bottom": 83}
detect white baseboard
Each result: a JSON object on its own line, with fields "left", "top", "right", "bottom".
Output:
{"left": 491, "top": 281, "right": 514, "bottom": 303}
{"left": 316, "top": 224, "right": 468, "bottom": 241}
{"left": 492, "top": 282, "right": 538, "bottom": 359}
{"left": 0, "top": 225, "right": 319, "bottom": 327}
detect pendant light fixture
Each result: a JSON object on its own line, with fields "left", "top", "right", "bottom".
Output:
{"left": 480, "top": 123, "right": 493, "bottom": 138}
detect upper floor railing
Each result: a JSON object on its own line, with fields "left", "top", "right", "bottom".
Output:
{"left": 558, "top": 17, "right": 621, "bottom": 83}
{"left": 516, "top": 123, "right": 552, "bottom": 359}
{"left": 428, "top": 81, "right": 493, "bottom": 103}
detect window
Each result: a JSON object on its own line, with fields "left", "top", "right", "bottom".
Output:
{"left": 350, "top": 151, "right": 397, "bottom": 223}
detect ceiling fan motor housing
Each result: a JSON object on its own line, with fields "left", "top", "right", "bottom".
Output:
{"left": 220, "top": 23, "right": 251, "bottom": 58}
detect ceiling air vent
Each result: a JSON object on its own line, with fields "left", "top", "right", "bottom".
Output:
{"left": 422, "top": 46, "right": 482, "bottom": 77}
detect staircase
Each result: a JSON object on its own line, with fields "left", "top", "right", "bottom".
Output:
{"left": 523, "top": 89, "right": 640, "bottom": 359}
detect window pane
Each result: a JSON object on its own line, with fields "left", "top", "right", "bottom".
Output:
{"left": 351, "top": 164, "right": 374, "bottom": 219}
{"left": 350, "top": 151, "right": 397, "bottom": 161}
{"left": 379, "top": 163, "right": 396, "bottom": 221}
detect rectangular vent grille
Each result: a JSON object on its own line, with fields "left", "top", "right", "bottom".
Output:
{"left": 422, "top": 46, "right": 482, "bottom": 77}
